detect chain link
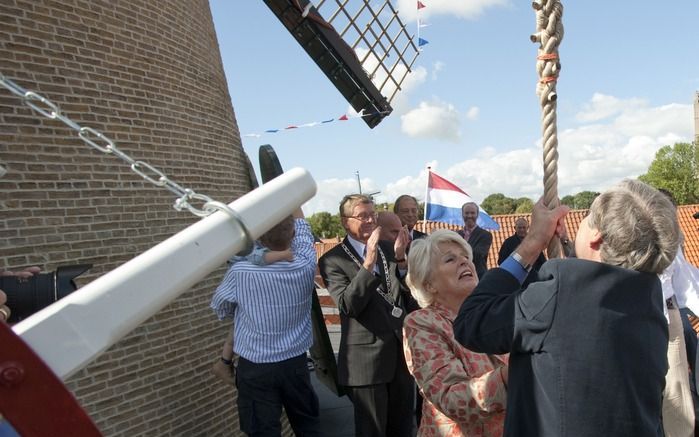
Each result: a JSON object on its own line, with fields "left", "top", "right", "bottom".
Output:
{"left": 0, "top": 73, "right": 237, "bottom": 221}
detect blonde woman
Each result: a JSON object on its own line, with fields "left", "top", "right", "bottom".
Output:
{"left": 403, "top": 230, "right": 508, "bottom": 436}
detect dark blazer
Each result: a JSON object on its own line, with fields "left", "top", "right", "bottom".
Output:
{"left": 453, "top": 258, "right": 668, "bottom": 437}
{"left": 411, "top": 229, "right": 427, "bottom": 240}
{"left": 457, "top": 226, "right": 492, "bottom": 279}
{"left": 318, "top": 238, "right": 414, "bottom": 386}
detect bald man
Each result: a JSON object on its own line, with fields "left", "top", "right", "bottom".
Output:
{"left": 377, "top": 211, "right": 403, "bottom": 242}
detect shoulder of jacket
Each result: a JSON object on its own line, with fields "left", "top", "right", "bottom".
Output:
{"left": 406, "top": 307, "right": 442, "bottom": 326}
{"left": 318, "top": 244, "right": 346, "bottom": 263}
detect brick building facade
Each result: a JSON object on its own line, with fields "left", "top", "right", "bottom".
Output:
{"left": 0, "top": 1, "right": 276, "bottom": 435}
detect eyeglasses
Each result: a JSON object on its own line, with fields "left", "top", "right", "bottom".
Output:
{"left": 344, "top": 213, "right": 377, "bottom": 222}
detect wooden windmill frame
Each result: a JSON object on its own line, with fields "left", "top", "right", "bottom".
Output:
{"left": 264, "top": 0, "right": 421, "bottom": 128}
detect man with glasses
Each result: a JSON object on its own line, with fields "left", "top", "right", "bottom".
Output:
{"left": 319, "top": 194, "right": 415, "bottom": 436}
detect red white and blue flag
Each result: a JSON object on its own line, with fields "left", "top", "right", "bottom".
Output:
{"left": 425, "top": 170, "right": 500, "bottom": 230}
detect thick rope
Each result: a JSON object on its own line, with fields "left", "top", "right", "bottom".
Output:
{"left": 531, "top": 0, "right": 564, "bottom": 258}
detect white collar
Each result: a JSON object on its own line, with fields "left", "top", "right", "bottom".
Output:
{"left": 346, "top": 234, "right": 367, "bottom": 259}
{"left": 659, "top": 248, "right": 699, "bottom": 322}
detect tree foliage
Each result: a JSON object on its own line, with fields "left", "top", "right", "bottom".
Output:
{"left": 514, "top": 197, "right": 534, "bottom": 213}
{"left": 481, "top": 193, "right": 515, "bottom": 215}
{"left": 481, "top": 193, "right": 534, "bottom": 215}
{"left": 560, "top": 191, "right": 599, "bottom": 210}
{"left": 307, "top": 212, "right": 345, "bottom": 239}
{"left": 639, "top": 142, "right": 699, "bottom": 205}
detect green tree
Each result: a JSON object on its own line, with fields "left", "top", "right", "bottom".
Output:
{"left": 560, "top": 191, "right": 599, "bottom": 209}
{"left": 514, "top": 197, "right": 534, "bottom": 213}
{"left": 307, "top": 212, "right": 345, "bottom": 239}
{"left": 639, "top": 142, "right": 699, "bottom": 205}
{"left": 560, "top": 195, "right": 575, "bottom": 207}
{"left": 481, "top": 193, "right": 516, "bottom": 215}
{"left": 418, "top": 202, "right": 425, "bottom": 219}
{"left": 574, "top": 191, "right": 599, "bottom": 209}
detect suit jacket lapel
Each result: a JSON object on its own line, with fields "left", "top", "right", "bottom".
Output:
{"left": 468, "top": 227, "right": 481, "bottom": 244}
{"left": 342, "top": 237, "right": 364, "bottom": 272}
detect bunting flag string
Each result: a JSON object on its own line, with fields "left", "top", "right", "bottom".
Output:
{"left": 241, "top": 109, "right": 390, "bottom": 139}
{"left": 416, "top": 1, "right": 429, "bottom": 49}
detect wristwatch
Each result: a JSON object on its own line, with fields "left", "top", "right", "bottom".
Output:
{"left": 512, "top": 251, "right": 532, "bottom": 272}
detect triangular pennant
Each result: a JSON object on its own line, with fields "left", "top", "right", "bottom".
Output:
{"left": 418, "top": 38, "right": 429, "bottom": 47}
{"left": 417, "top": 1, "right": 426, "bottom": 9}
{"left": 241, "top": 108, "right": 379, "bottom": 139}
{"left": 299, "top": 122, "right": 320, "bottom": 127}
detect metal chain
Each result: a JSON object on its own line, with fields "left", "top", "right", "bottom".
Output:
{"left": 0, "top": 72, "right": 239, "bottom": 221}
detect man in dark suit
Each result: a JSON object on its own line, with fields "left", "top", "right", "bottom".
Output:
{"left": 394, "top": 194, "right": 426, "bottom": 241}
{"left": 319, "top": 194, "right": 415, "bottom": 437}
{"left": 498, "top": 217, "right": 545, "bottom": 286}
{"left": 456, "top": 202, "right": 492, "bottom": 279}
{"left": 454, "top": 180, "right": 680, "bottom": 437}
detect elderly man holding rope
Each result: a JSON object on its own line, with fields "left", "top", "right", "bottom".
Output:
{"left": 454, "top": 179, "right": 679, "bottom": 437}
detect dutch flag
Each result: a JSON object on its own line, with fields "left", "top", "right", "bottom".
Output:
{"left": 425, "top": 170, "right": 500, "bottom": 230}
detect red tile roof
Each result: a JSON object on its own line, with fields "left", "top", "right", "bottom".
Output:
{"left": 314, "top": 204, "right": 699, "bottom": 268}
{"left": 679, "top": 205, "right": 699, "bottom": 265}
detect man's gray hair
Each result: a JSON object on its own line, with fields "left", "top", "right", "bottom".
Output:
{"left": 587, "top": 179, "right": 680, "bottom": 273}
{"left": 339, "top": 194, "right": 373, "bottom": 217}
{"left": 406, "top": 230, "right": 473, "bottom": 308}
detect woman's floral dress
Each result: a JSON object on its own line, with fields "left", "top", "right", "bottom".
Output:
{"left": 403, "top": 302, "right": 508, "bottom": 437}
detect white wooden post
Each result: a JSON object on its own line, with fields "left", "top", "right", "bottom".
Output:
{"left": 13, "top": 168, "right": 316, "bottom": 379}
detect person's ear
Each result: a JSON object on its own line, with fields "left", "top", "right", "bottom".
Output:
{"left": 425, "top": 280, "right": 437, "bottom": 295}
{"left": 589, "top": 229, "right": 603, "bottom": 251}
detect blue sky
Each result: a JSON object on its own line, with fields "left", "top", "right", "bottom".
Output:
{"left": 210, "top": 0, "right": 698, "bottom": 215}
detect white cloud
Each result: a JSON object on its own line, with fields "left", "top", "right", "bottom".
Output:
{"left": 431, "top": 61, "right": 445, "bottom": 80}
{"left": 302, "top": 177, "right": 380, "bottom": 216}
{"left": 381, "top": 171, "right": 429, "bottom": 204}
{"left": 575, "top": 93, "right": 645, "bottom": 122}
{"left": 398, "top": 0, "right": 509, "bottom": 22}
{"left": 400, "top": 100, "right": 461, "bottom": 141}
{"left": 466, "top": 106, "right": 480, "bottom": 120}
{"left": 304, "top": 96, "right": 693, "bottom": 215}
{"left": 555, "top": 99, "right": 692, "bottom": 193}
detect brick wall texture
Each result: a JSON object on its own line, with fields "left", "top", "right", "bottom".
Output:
{"left": 0, "top": 1, "right": 294, "bottom": 435}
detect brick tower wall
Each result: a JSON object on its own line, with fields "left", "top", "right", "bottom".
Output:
{"left": 0, "top": 1, "right": 281, "bottom": 435}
